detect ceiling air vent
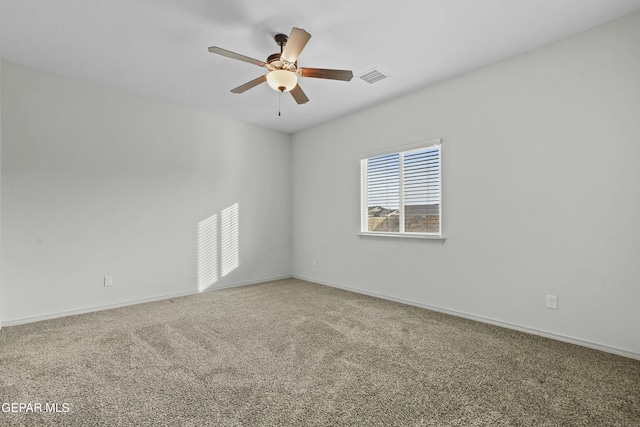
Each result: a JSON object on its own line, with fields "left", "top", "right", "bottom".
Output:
{"left": 359, "top": 68, "right": 389, "bottom": 84}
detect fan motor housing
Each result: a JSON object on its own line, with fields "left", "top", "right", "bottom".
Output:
{"left": 267, "top": 52, "right": 297, "bottom": 72}
{"left": 267, "top": 53, "right": 282, "bottom": 64}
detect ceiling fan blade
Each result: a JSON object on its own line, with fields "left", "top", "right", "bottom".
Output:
{"left": 208, "top": 46, "right": 266, "bottom": 67}
{"left": 300, "top": 68, "right": 353, "bottom": 81}
{"left": 290, "top": 84, "right": 309, "bottom": 104}
{"left": 281, "top": 28, "right": 311, "bottom": 63}
{"left": 231, "top": 75, "right": 267, "bottom": 93}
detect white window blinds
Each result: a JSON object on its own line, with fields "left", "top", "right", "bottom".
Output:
{"left": 362, "top": 143, "right": 441, "bottom": 236}
{"left": 366, "top": 153, "right": 400, "bottom": 232}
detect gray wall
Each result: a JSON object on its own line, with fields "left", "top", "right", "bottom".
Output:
{"left": 291, "top": 12, "right": 640, "bottom": 357}
{"left": 0, "top": 60, "right": 292, "bottom": 323}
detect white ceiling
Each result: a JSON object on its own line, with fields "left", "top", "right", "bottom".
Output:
{"left": 1, "top": 0, "right": 640, "bottom": 134}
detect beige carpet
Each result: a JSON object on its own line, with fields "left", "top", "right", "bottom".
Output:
{"left": 0, "top": 278, "right": 638, "bottom": 426}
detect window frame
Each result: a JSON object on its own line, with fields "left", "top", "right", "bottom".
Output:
{"left": 360, "top": 139, "right": 443, "bottom": 240}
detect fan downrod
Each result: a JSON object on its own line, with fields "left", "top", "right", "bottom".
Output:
{"left": 267, "top": 33, "right": 291, "bottom": 66}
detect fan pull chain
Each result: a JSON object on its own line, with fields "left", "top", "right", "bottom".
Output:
{"left": 278, "top": 92, "right": 282, "bottom": 117}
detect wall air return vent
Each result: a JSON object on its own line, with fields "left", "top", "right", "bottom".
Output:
{"left": 359, "top": 68, "right": 389, "bottom": 84}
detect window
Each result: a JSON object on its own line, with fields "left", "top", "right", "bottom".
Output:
{"left": 361, "top": 141, "right": 441, "bottom": 237}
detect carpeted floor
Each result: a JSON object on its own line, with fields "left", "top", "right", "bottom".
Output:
{"left": 0, "top": 278, "right": 638, "bottom": 426}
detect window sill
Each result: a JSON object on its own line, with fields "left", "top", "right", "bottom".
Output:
{"left": 358, "top": 232, "right": 445, "bottom": 242}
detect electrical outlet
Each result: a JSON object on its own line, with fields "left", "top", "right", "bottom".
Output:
{"left": 546, "top": 294, "right": 558, "bottom": 309}
{"left": 104, "top": 276, "right": 113, "bottom": 287}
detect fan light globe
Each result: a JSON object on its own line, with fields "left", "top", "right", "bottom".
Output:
{"left": 266, "top": 70, "right": 298, "bottom": 92}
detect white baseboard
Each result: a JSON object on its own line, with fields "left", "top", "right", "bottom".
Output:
{"left": 1, "top": 275, "right": 291, "bottom": 327}
{"left": 293, "top": 275, "right": 640, "bottom": 361}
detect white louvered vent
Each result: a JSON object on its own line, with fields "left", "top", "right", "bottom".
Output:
{"left": 359, "top": 68, "right": 389, "bottom": 84}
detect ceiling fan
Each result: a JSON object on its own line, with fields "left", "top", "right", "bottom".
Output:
{"left": 208, "top": 27, "right": 353, "bottom": 106}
